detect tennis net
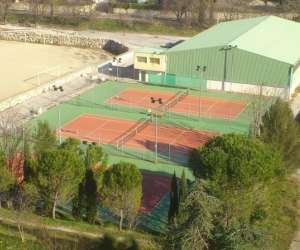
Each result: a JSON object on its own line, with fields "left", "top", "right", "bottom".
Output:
{"left": 115, "top": 117, "right": 151, "bottom": 149}
{"left": 158, "top": 89, "right": 189, "bottom": 113}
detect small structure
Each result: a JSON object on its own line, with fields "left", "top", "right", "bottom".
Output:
{"left": 134, "top": 47, "right": 167, "bottom": 82}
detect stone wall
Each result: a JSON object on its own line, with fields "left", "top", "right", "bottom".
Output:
{"left": 0, "top": 30, "right": 128, "bottom": 54}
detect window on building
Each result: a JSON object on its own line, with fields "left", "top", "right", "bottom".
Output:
{"left": 150, "top": 58, "right": 160, "bottom": 64}
{"left": 137, "top": 56, "right": 147, "bottom": 63}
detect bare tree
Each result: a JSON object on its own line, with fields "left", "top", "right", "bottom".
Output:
{"left": 0, "top": 110, "right": 25, "bottom": 174}
{"left": 0, "top": 0, "right": 14, "bottom": 24}
{"left": 191, "top": 0, "right": 210, "bottom": 25}
{"left": 219, "top": 0, "right": 249, "bottom": 21}
{"left": 284, "top": 0, "right": 300, "bottom": 16}
{"left": 247, "top": 83, "right": 280, "bottom": 138}
{"left": 163, "top": 0, "right": 215, "bottom": 25}
{"left": 248, "top": 85, "right": 265, "bottom": 137}
{"left": 163, "top": 0, "right": 189, "bottom": 23}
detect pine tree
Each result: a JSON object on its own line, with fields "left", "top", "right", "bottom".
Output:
{"left": 72, "top": 181, "right": 85, "bottom": 220}
{"left": 179, "top": 170, "right": 188, "bottom": 204}
{"left": 85, "top": 169, "right": 98, "bottom": 224}
{"left": 168, "top": 172, "right": 179, "bottom": 224}
{"left": 23, "top": 133, "right": 32, "bottom": 182}
{"left": 260, "top": 99, "right": 300, "bottom": 170}
{"left": 103, "top": 162, "right": 142, "bottom": 231}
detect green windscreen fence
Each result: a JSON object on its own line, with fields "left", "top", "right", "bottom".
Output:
{"left": 148, "top": 72, "right": 207, "bottom": 90}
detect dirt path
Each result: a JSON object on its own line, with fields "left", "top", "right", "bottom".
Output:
{"left": 0, "top": 214, "right": 155, "bottom": 248}
{"left": 0, "top": 215, "right": 101, "bottom": 239}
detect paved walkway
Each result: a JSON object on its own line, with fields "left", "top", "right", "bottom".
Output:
{"left": 0, "top": 24, "right": 188, "bottom": 49}
{"left": 0, "top": 76, "right": 97, "bottom": 125}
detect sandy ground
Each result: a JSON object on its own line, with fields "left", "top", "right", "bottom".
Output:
{"left": 0, "top": 40, "right": 109, "bottom": 102}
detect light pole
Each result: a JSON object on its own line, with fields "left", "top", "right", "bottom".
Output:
{"left": 148, "top": 97, "right": 163, "bottom": 163}
{"left": 58, "top": 108, "right": 62, "bottom": 144}
{"left": 196, "top": 65, "right": 207, "bottom": 117}
{"left": 220, "top": 45, "right": 237, "bottom": 91}
{"left": 113, "top": 57, "right": 122, "bottom": 81}
{"left": 154, "top": 113, "right": 158, "bottom": 163}
{"left": 53, "top": 85, "right": 64, "bottom": 144}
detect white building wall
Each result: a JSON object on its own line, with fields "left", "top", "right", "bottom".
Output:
{"left": 207, "top": 80, "right": 286, "bottom": 98}
{"left": 291, "top": 66, "right": 300, "bottom": 94}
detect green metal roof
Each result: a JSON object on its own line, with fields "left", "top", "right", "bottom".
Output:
{"left": 168, "top": 16, "right": 300, "bottom": 65}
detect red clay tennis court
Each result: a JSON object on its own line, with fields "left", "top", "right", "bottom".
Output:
{"left": 59, "top": 114, "right": 216, "bottom": 161}
{"left": 140, "top": 171, "right": 171, "bottom": 214}
{"left": 106, "top": 88, "right": 248, "bottom": 119}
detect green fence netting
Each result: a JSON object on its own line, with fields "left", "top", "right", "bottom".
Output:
{"left": 148, "top": 73, "right": 207, "bottom": 90}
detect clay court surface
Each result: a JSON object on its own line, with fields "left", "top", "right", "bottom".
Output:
{"left": 0, "top": 41, "right": 109, "bottom": 102}
{"left": 140, "top": 172, "right": 171, "bottom": 214}
{"left": 60, "top": 114, "right": 215, "bottom": 159}
{"left": 107, "top": 88, "right": 248, "bottom": 119}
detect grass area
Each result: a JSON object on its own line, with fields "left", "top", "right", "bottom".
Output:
{"left": 257, "top": 177, "right": 299, "bottom": 250}
{"left": 79, "top": 19, "right": 201, "bottom": 36}
{"left": 0, "top": 208, "right": 163, "bottom": 250}
{"left": 7, "top": 14, "right": 202, "bottom": 36}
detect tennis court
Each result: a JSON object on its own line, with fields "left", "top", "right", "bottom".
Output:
{"left": 140, "top": 171, "right": 171, "bottom": 214}
{"left": 59, "top": 114, "right": 216, "bottom": 161}
{"left": 106, "top": 88, "right": 248, "bottom": 119}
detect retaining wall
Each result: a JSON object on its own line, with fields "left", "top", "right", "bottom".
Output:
{"left": 0, "top": 30, "right": 128, "bottom": 54}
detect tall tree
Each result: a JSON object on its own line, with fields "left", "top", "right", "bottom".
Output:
{"left": 33, "top": 120, "right": 57, "bottom": 155}
{"left": 168, "top": 181, "right": 219, "bottom": 250}
{"left": 103, "top": 162, "right": 142, "bottom": 230}
{"left": 72, "top": 181, "right": 85, "bottom": 220}
{"left": 85, "top": 144, "right": 103, "bottom": 169}
{"left": 189, "top": 134, "right": 284, "bottom": 249}
{"left": 168, "top": 172, "right": 179, "bottom": 225}
{"left": 72, "top": 144, "right": 104, "bottom": 222}
{"left": 23, "top": 129, "right": 33, "bottom": 182}
{"left": 179, "top": 169, "right": 188, "bottom": 204}
{"left": 260, "top": 98, "right": 300, "bottom": 170}
{"left": 32, "top": 138, "right": 84, "bottom": 219}
{"left": 85, "top": 168, "right": 98, "bottom": 224}
{"left": 0, "top": 112, "right": 25, "bottom": 172}
{"left": 0, "top": 151, "right": 16, "bottom": 208}
{"left": 0, "top": 0, "right": 14, "bottom": 24}
{"left": 163, "top": 0, "right": 189, "bottom": 23}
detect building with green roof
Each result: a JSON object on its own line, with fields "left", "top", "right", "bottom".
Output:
{"left": 136, "top": 16, "right": 300, "bottom": 98}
